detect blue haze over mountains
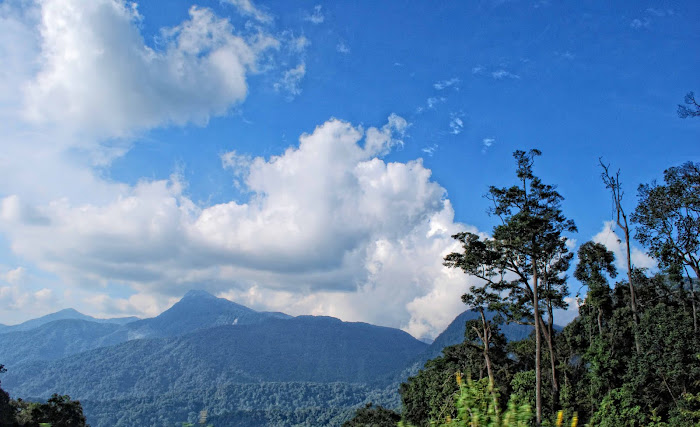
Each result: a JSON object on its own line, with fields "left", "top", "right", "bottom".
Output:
{"left": 0, "top": 290, "right": 544, "bottom": 426}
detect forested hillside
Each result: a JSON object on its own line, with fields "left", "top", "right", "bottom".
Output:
{"left": 345, "top": 152, "right": 700, "bottom": 427}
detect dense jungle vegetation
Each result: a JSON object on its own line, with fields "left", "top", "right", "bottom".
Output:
{"left": 345, "top": 146, "right": 700, "bottom": 426}
{"left": 1, "top": 96, "right": 699, "bottom": 427}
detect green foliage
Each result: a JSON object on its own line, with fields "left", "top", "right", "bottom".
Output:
{"left": 342, "top": 403, "right": 401, "bottom": 427}
{"left": 400, "top": 328, "right": 513, "bottom": 427}
{"left": 589, "top": 387, "right": 644, "bottom": 427}
{"left": 399, "top": 376, "right": 531, "bottom": 427}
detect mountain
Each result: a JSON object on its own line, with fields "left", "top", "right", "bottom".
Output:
{"left": 0, "top": 290, "right": 292, "bottom": 367}
{"left": 118, "top": 289, "right": 290, "bottom": 339}
{"left": 0, "top": 319, "right": 125, "bottom": 366}
{"left": 0, "top": 308, "right": 138, "bottom": 334}
{"left": 392, "top": 310, "right": 539, "bottom": 383}
{"left": 5, "top": 315, "right": 427, "bottom": 401}
{"left": 421, "top": 310, "right": 535, "bottom": 363}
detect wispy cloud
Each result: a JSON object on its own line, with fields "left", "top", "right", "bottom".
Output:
{"left": 630, "top": 18, "right": 650, "bottom": 29}
{"left": 336, "top": 41, "right": 350, "bottom": 54}
{"left": 472, "top": 65, "right": 484, "bottom": 75}
{"left": 427, "top": 97, "right": 446, "bottom": 109}
{"left": 481, "top": 137, "right": 495, "bottom": 153}
{"left": 274, "top": 62, "right": 306, "bottom": 99}
{"left": 646, "top": 8, "right": 674, "bottom": 17}
{"left": 305, "top": 5, "right": 324, "bottom": 24}
{"left": 291, "top": 35, "right": 310, "bottom": 53}
{"left": 449, "top": 113, "right": 464, "bottom": 135}
{"left": 491, "top": 69, "right": 520, "bottom": 80}
{"left": 223, "top": 0, "right": 272, "bottom": 23}
{"left": 434, "top": 77, "right": 460, "bottom": 91}
{"left": 556, "top": 51, "right": 575, "bottom": 60}
{"left": 422, "top": 145, "right": 438, "bottom": 156}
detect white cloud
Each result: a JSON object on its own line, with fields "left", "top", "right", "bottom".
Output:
{"left": 646, "top": 8, "right": 673, "bottom": 17}
{"left": 0, "top": 115, "right": 479, "bottom": 339}
{"left": 305, "top": 5, "right": 324, "bottom": 24}
{"left": 471, "top": 65, "right": 484, "bottom": 75}
{"left": 0, "top": 2, "right": 483, "bottom": 339}
{"left": 291, "top": 35, "right": 310, "bottom": 53}
{"left": 630, "top": 18, "right": 650, "bottom": 29}
{"left": 592, "top": 221, "right": 656, "bottom": 272}
{"left": 23, "top": 0, "right": 277, "bottom": 139}
{"left": 433, "top": 77, "right": 460, "bottom": 90}
{"left": 427, "top": 97, "right": 446, "bottom": 109}
{"left": 482, "top": 137, "right": 495, "bottom": 153}
{"left": 274, "top": 62, "right": 306, "bottom": 98}
{"left": 491, "top": 69, "right": 520, "bottom": 80}
{"left": 449, "top": 113, "right": 465, "bottom": 135}
{"left": 222, "top": 0, "right": 272, "bottom": 24}
{"left": 4, "top": 266, "right": 27, "bottom": 285}
{"left": 422, "top": 145, "right": 438, "bottom": 156}
{"left": 336, "top": 41, "right": 350, "bottom": 54}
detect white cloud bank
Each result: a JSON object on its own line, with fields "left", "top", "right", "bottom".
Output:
{"left": 0, "top": 0, "right": 483, "bottom": 339}
{"left": 0, "top": 115, "right": 479, "bottom": 339}
{"left": 24, "top": 0, "right": 277, "bottom": 138}
{"left": 592, "top": 220, "right": 656, "bottom": 272}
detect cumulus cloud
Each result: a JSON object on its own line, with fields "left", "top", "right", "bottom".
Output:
{"left": 592, "top": 221, "right": 656, "bottom": 272}
{"left": 0, "top": 1, "right": 481, "bottom": 339}
{"left": 22, "top": 0, "right": 277, "bottom": 139}
{"left": 0, "top": 115, "right": 478, "bottom": 339}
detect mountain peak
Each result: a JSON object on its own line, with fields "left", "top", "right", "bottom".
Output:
{"left": 183, "top": 289, "right": 216, "bottom": 299}
{"left": 56, "top": 308, "right": 84, "bottom": 315}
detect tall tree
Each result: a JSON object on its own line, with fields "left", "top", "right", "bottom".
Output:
{"left": 444, "top": 232, "right": 502, "bottom": 390}
{"left": 632, "top": 161, "right": 700, "bottom": 334}
{"left": 445, "top": 149, "right": 576, "bottom": 424}
{"left": 574, "top": 242, "right": 617, "bottom": 337}
{"left": 599, "top": 160, "right": 641, "bottom": 353}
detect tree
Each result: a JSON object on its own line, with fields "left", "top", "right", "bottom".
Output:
{"left": 678, "top": 92, "right": 700, "bottom": 118}
{"left": 574, "top": 242, "right": 617, "bottom": 337}
{"left": 445, "top": 149, "right": 576, "bottom": 424}
{"left": 0, "top": 364, "right": 17, "bottom": 427}
{"left": 20, "top": 394, "right": 89, "bottom": 427}
{"left": 443, "top": 232, "right": 503, "bottom": 391}
{"left": 599, "top": 159, "right": 641, "bottom": 353}
{"left": 342, "top": 403, "right": 401, "bottom": 427}
{"left": 632, "top": 161, "right": 700, "bottom": 334}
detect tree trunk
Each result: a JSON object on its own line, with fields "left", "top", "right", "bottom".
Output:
{"left": 479, "top": 309, "right": 499, "bottom": 411}
{"left": 597, "top": 308, "right": 604, "bottom": 337}
{"left": 533, "top": 264, "right": 542, "bottom": 425}
{"left": 690, "top": 265, "right": 700, "bottom": 335}
{"left": 545, "top": 302, "right": 559, "bottom": 407}
{"left": 622, "top": 219, "right": 641, "bottom": 354}
{"left": 479, "top": 309, "right": 495, "bottom": 386}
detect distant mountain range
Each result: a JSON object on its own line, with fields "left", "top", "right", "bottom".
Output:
{"left": 0, "top": 307, "right": 138, "bottom": 333}
{"left": 0, "top": 290, "right": 547, "bottom": 426}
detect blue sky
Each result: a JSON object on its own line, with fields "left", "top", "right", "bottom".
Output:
{"left": 0, "top": 0, "right": 697, "bottom": 339}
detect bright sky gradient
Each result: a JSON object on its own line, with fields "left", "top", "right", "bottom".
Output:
{"left": 0, "top": 0, "right": 698, "bottom": 339}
